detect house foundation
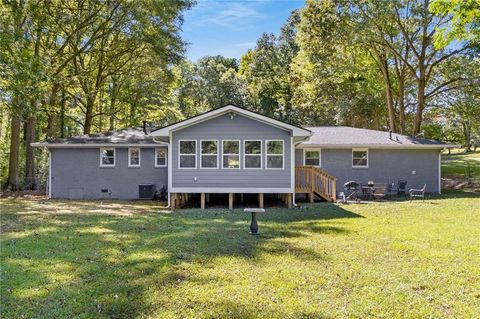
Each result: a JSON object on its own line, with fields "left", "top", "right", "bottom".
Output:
{"left": 169, "top": 192, "right": 293, "bottom": 210}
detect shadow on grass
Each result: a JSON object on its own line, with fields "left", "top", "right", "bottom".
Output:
{"left": 0, "top": 199, "right": 360, "bottom": 318}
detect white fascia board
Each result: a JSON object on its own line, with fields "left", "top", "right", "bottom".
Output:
{"left": 31, "top": 143, "right": 169, "bottom": 148}
{"left": 170, "top": 187, "right": 293, "bottom": 193}
{"left": 296, "top": 144, "right": 458, "bottom": 149}
{"left": 149, "top": 105, "right": 312, "bottom": 138}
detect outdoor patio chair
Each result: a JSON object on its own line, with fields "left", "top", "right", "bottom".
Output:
{"left": 397, "top": 180, "right": 408, "bottom": 196}
{"left": 409, "top": 184, "right": 427, "bottom": 200}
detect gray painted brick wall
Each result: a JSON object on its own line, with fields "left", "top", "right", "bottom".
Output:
{"left": 295, "top": 148, "right": 440, "bottom": 193}
{"left": 51, "top": 147, "right": 168, "bottom": 199}
{"left": 171, "top": 113, "right": 292, "bottom": 190}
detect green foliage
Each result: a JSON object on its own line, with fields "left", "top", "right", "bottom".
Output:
{"left": 430, "top": 0, "right": 480, "bottom": 49}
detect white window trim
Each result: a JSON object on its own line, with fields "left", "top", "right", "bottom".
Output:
{"left": 178, "top": 139, "right": 197, "bottom": 169}
{"left": 243, "top": 140, "right": 262, "bottom": 169}
{"left": 128, "top": 148, "right": 141, "bottom": 167}
{"left": 352, "top": 148, "right": 369, "bottom": 168}
{"left": 99, "top": 148, "right": 115, "bottom": 167}
{"left": 265, "top": 139, "right": 284, "bottom": 170}
{"left": 200, "top": 139, "right": 219, "bottom": 169}
{"left": 221, "top": 139, "right": 240, "bottom": 169}
{"left": 155, "top": 148, "right": 167, "bottom": 168}
{"left": 303, "top": 148, "right": 321, "bottom": 167}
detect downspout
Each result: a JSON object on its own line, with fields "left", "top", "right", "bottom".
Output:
{"left": 48, "top": 148, "right": 52, "bottom": 199}
{"left": 152, "top": 136, "right": 171, "bottom": 208}
{"left": 292, "top": 135, "right": 312, "bottom": 207}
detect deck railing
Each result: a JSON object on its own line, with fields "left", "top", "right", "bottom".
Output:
{"left": 295, "top": 166, "right": 337, "bottom": 202}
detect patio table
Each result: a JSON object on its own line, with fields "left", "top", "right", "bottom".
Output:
{"left": 361, "top": 186, "right": 375, "bottom": 201}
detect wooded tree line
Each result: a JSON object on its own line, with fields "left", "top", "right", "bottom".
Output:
{"left": 1, "top": 0, "right": 479, "bottom": 190}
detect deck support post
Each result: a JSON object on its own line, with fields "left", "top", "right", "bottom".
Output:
{"left": 206, "top": 193, "right": 210, "bottom": 203}
{"left": 309, "top": 192, "right": 314, "bottom": 203}
{"left": 258, "top": 193, "right": 264, "bottom": 208}
{"left": 201, "top": 193, "right": 205, "bottom": 209}
{"left": 240, "top": 193, "right": 244, "bottom": 202}
{"left": 171, "top": 193, "right": 176, "bottom": 209}
{"left": 287, "top": 193, "right": 292, "bottom": 208}
{"left": 229, "top": 193, "right": 234, "bottom": 210}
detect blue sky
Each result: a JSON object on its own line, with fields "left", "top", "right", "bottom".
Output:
{"left": 182, "top": 0, "right": 305, "bottom": 61}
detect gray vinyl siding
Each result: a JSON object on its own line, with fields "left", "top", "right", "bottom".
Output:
{"left": 171, "top": 113, "right": 292, "bottom": 190}
{"left": 296, "top": 148, "right": 440, "bottom": 193}
{"left": 50, "top": 147, "right": 168, "bottom": 199}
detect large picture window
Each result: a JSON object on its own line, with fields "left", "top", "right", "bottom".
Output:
{"left": 201, "top": 140, "right": 218, "bottom": 168}
{"left": 128, "top": 148, "right": 141, "bottom": 167}
{"left": 100, "top": 148, "right": 115, "bottom": 167}
{"left": 304, "top": 149, "right": 321, "bottom": 167}
{"left": 222, "top": 140, "right": 240, "bottom": 169}
{"left": 352, "top": 148, "right": 368, "bottom": 168}
{"left": 244, "top": 140, "right": 262, "bottom": 169}
{"left": 155, "top": 148, "right": 167, "bottom": 167}
{"left": 179, "top": 140, "right": 196, "bottom": 169}
{"left": 266, "top": 140, "right": 284, "bottom": 169}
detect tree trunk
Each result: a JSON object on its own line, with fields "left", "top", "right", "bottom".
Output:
{"left": 373, "top": 51, "right": 397, "bottom": 132}
{"left": 7, "top": 112, "right": 21, "bottom": 191}
{"left": 84, "top": 95, "right": 94, "bottom": 134}
{"left": 60, "top": 88, "right": 66, "bottom": 138}
{"left": 397, "top": 76, "right": 406, "bottom": 134}
{"left": 379, "top": 56, "right": 396, "bottom": 132}
{"left": 413, "top": 76, "right": 426, "bottom": 135}
{"left": 462, "top": 122, "right": 472, "bottom": 152}
{"left": 46, "top": 83, "right": 59, "bottom": 138}
{"left": 24, "top": 115, "right": 36, "bottom": 190}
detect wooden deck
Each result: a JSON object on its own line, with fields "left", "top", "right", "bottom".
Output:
{"left": 295, "top": 166, "right": 337, "bottom": 202}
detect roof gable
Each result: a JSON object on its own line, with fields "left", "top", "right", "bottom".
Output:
{"left": 149, "top": 105, "right": 312, "bottom": 138}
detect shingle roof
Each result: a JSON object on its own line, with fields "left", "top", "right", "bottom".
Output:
{"left": 301, "top": 126, "right": 451, "bottom": 148}
{"left": 34, "top": 125, "right": 452, "bottom": 149}
{"left": 43, "top": 127, "right": 162, "bottom": 145}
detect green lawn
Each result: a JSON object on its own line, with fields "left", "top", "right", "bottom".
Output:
{"left": 1, "top": 195, "right": 480, "bottom": 318}
{"left": 442, "top": 151, "right": 480, "bottom": 180}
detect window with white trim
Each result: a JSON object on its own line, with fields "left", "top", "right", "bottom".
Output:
{"left": 100, "top": 148, "right": 115, "bottom": 167}
{"left": 155, "top": 148, "right": 167, "bottom": 167}
{"left": 266, "top": 140, "right": 284, "bottom": 169}
{"left": 128, "top": 148, "right": 141, "bottom": 167}
{"left": 304, "top": 149, "right": 321, "bottom": 167}
{"left": 244, "top": 140, "right": 262, "bottom": 169}
{"left": 222, "top": 140, "right": 240, "bottom": 169}
{"left": 201, "top": 140, "right": 218, "bottom": 168}
{"left": 352, "top": 149, "right": 368, "bottom": 168}
{"left": 179, "top": 140, "right": 196, "bottom": 168}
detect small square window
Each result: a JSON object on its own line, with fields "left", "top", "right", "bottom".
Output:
{"left": 304, "top": 150, "right": 321, "bottom": 167}
{"left": 352, "top": 149, "right": 368, "bottom": 168}
{"left": 100, "top": 148, "right": 115, "bottom": 167}
{"left": 128, "top": 148, "right": 141, "bottom": 167}
{"left": 155, "top": 148, "right": 167, "bottom": 167}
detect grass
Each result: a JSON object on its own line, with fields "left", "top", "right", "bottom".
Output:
{"left": 442, "top": 150, "right": 480, "bottom": 180}
{"left": 1, "top": 195, "right": 480, "bottom": 318}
